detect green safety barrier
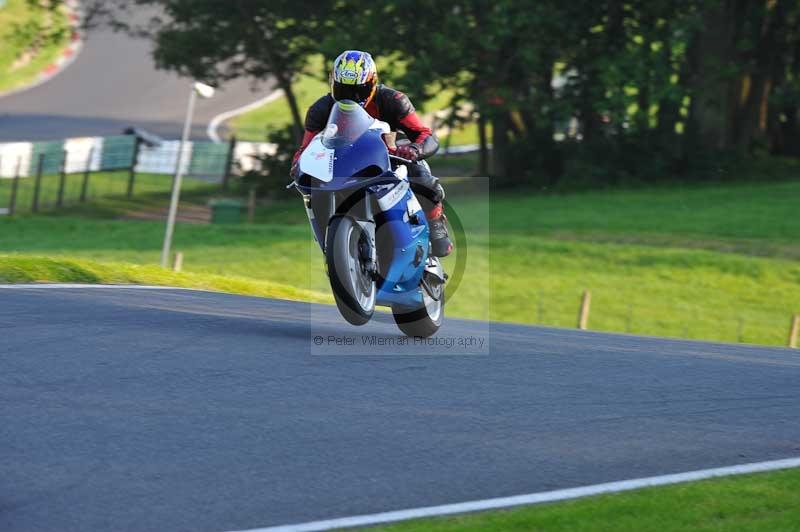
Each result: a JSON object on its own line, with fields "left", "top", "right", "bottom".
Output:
{"left": 30, "top": 141, "right": 65, "bottom": 174}
{"left": 100, "top": 136, "right": 136, "bottom": 170}
{"left": 188, "top": 142, "right": 229, "bottom": 176}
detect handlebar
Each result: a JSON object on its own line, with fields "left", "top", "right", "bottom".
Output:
{"left": 389, "top": 154, "right": 415, "bottom": 165}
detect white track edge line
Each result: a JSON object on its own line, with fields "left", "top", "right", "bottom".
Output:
{"left": 226, "top": 457, "right": 800, "bottom": 532}
{"left": 207, "top": 89, "right": 285, "bottom": 143}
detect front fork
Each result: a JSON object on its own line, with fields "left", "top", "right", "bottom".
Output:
{"left": 355, "top": 197, "right": 377, "bottom": 279}
{"left": 303, "top": 190, "right": 377, "bottom": 276}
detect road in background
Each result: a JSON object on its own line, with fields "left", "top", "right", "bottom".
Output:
{"left": 0, "top": 10, "right": 272, "bottom": 142}
{"left": 2, "top": 286, "right": 799, "bottom": 532}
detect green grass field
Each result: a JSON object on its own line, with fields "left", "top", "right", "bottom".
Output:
{"left": 1, "top": 176, "right": 798, "bottom": 347}
{"left": 371, "top": 468, "right": 800, "bottom": 532}
{"left": 0, "top": 0, "right": 70, "bottom": 93}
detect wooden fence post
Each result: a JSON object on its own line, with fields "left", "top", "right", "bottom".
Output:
{"left": 578, "top": 290, "right": 591, "bottom": 330}
{"left": 222, "top": 135, "right": 237, "bottom": 191}
{"left": 56, "top": 149, "right": 68, "bottom": 207}
{"left": 247, "top": 187, "right": 256, "bottom": 224}
{"left": 80, "top": 147, "right": 94, "bottom": 202}
{"left": 172, "top": 252, "right": 184, "bottom": 273}
{"left": 737, "top": 317, "right": 745, "bottom": 343}
{"left": 31, "top": 153, "right": 45, "bottom": 213}
{"left": 789, "top": 315, "right": 800, "bottom": 349}
{"left": 8, "top": 156, "right": 21, "bottom": 215}
{"left": 126, "top": 137, "right": 141, "bottom": 197}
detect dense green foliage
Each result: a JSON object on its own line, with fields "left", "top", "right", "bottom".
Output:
{"left": 345, "top": 0, "right": 800, "bottom": 184}
{"left": 102, "top": 0, "right": 800, "bottom": 186}
{"left": 0, "top": 0, "right": 70, "bottom": 93}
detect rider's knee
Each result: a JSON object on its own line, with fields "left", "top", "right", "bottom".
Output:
{"left": 410, "top": 181, "right": 445, "bottom": 205}
{"left": 407, "top": 162, "right": 444, "bottom": 203}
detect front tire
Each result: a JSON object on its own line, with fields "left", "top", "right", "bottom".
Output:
{"left": 326, "top": 216, "right": 376, "bottom": 326}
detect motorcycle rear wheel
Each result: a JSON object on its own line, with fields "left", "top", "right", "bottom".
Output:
{"left": 392, "top": 272, "right": 445, "bottom": 338}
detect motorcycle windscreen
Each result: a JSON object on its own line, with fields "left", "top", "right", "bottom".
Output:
{"left": 325, "top": 100, "right": 390, "bottom": 175}
{"left": 321, "top": 100, "right": 375, "bottom": 149}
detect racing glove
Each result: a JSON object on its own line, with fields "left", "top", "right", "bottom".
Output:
{"left": 395, "top": 143, "right": 421, "bottom": 162}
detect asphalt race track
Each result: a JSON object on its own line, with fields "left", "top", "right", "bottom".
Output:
{"left": 2, "top": 285, "right": 800, "bottom": 532}
{"left": 0, "top": 11, "right": 272, "bottom": 142}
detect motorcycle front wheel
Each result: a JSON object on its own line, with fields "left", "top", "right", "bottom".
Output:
{"left": 325, "top": 216, "right": 376, "bottom": 326}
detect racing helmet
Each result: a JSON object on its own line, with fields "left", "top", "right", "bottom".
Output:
{"left": 330, "top": 50, "right": 378, "bottom": 107}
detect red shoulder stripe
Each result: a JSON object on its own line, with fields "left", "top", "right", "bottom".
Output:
{"left": 398, "top": 111, "right": 432, "bottom": 145}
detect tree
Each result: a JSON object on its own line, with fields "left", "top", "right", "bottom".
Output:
{"left": 770, "top": 2, "right": 800, "bottom": 155}
{"left": 94, "top": 0, "right": 334, "bottom": 141}
{"left": 94, "top": 0, "right": 800, "bottom": 184}
{"left": 684, "top": 0, "right": 800, "bottom": 155}
{"left": 337, "top": 0, "right": 800, "bottom": 180}
{"left": 333, "top": 0, "right": 575, "bottom": 183}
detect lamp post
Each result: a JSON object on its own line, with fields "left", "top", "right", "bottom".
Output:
{"left": 160, "top": 81, "right": 215, "bottom": 268}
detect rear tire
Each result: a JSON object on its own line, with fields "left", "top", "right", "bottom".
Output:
{"left": 326, "top": 216, "right": 376, "bottom": 326}
{"left": 392, "top": 273, "right": 445, "bottom": 338}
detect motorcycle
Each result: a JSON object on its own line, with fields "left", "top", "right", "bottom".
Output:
{"left": 289, "top": 100, "right": 447, "bottom": 337}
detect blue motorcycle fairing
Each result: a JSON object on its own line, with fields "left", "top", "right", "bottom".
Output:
{"left": 374, "top": 186, "right": 429, "bottom": 308}
{"left": 295, "top": 130, "right": 389, "bottom": 193}
{"left": 333, "top": 130, "right": 390, "bottom": 180}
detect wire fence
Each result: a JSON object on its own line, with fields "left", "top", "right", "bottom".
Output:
{"left": 0, "top": 135, "right": 272, "bottom": 215}
{"left": 529, "top": 289, "right": 799, "bottom": 348}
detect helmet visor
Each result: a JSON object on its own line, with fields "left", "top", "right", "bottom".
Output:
{"left": 332, "top": 82, "right": 374, "bottom": 106}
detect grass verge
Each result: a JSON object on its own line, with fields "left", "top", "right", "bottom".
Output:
{"left": 1, "top": 177, "right": 799, "bottom": 346}
{"left": 0, "top": 254, "right": 330, "bottom": 303}
{"left": 0, "top": 0, "right": 71, "bottom": 94}
{"left": 369, "top": 468, "right": 800, "bottom": 532}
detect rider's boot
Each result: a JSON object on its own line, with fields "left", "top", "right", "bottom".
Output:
{"left": 427, "top": 202, "right": 453, "bottom": 257}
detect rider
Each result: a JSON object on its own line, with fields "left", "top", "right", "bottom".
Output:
{"left": 292, "top": 50, "right": 452, "bottom": 257}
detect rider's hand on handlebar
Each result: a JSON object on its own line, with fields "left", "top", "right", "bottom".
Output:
{"left": 394, "top": 144, "right": 420, "bottom": 162}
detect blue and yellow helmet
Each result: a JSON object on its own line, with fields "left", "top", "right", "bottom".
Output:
{"left": 331, "top": 50, "right": 378, "bottom": 107}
